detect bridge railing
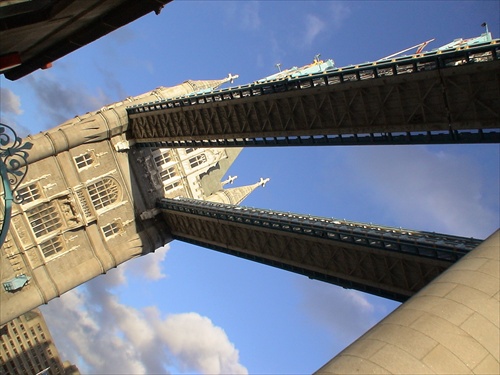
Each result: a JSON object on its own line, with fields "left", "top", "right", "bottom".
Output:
{"left": 158, "top": 197, "right": 483, "bottom": 263}
{"left": 128, "top": 40, "right": 499, "bottom": 115}
{"left": 137, "top": 128, "right": 500, "bottom": 148}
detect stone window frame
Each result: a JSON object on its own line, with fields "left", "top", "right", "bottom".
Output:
{"left": 160, "top": 166, "right": 177, "bottom": 182}
{"left": 189, "top": 153, "right": 207, "bottom": 168}
{"left": 153, "top": 150, "right": 172, "bottom": 168}
{"left": 101, "top": 220, "right": 124, "bottom": 239}
{"left": 74, "top": 150, "right": 96, "bottom": 170}
{"left": 27, "top": 201, "right": 62, "bottom": 238}
{"left": 164, "top": 180, "right": 181, "bottom": 193}
{"left": 17, "top": 182, "right": 42, "bottom": 205}
{"left": 87, "top": 177, "right": 121, "bottom": 212}
{"left": 39, "top": 236, "right": 65, "bottom": 259}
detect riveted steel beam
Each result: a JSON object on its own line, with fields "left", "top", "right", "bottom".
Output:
{"left": 129, "top": 44, "right": 500, "bottom": 147}
{"left": 158, "top": 198, "right": 482, "bottom": 302}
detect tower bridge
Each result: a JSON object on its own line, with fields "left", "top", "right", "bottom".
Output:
{"left": 1, "top": 17, "right": 499, "bottom": 373}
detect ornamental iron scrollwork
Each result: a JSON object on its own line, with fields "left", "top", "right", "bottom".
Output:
{"left": 0, "top": 122, "right": 33, "bottom": 248}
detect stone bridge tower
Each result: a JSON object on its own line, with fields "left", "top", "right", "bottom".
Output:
{"left": 0, "top": 75, "right": 267, "bottom": 325}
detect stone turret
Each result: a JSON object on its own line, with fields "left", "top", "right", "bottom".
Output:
{"left": 206, "top": 178, "right": 270, "bottom": 205}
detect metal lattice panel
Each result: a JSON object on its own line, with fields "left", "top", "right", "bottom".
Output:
{"left": 158, "top": 198, "right": 482, "bottom": 301}
{"left": 128, "top": 44, "right": 500, "bottom": 147}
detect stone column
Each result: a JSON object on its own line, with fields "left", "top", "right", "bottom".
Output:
{"left": 315, "top": 230, "right": 499, "bottom": 374}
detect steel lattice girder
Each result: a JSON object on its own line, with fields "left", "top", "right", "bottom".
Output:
{"left": 158, "top": 198, "right": 481, "bottom": 301}
{"left": 129, "top": 60, "right": 500, "bottom": 143}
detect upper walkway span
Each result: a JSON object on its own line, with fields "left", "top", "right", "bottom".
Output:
{"left": 158, "top": 197, "right": 482, "bottom": 302}
{"left": 128, "top": 41, "right": 500, "bottom": 148}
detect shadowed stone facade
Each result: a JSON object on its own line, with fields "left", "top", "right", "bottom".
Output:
{"left": 0, "top": 77, "right": 264, "bottom": 325}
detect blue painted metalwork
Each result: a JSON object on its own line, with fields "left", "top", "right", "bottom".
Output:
{"left": 0, "top": 123, "right": 33, "bottom": 249}
{"left": 436, "top": 28, "right": 492, "bottom": 51}
{"left": 256, "top": 56, "right": 336, "bottom": 83}
{"left": 2, "top": 274, "right": 31, "bottom": 292}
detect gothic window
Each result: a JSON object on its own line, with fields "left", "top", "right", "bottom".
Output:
{"left": 185, "top": 148, "right": 195, "bottom": 154}
{"left": 74, "top": 151, "right": 94, "bottom": 169}
{"left": 40, "top": 237, "right": 64, "bottom": 258}
{"left": 101, "top": 221, "right": 123, "bottom": 238}
{"left": 17, "top": 183, "right": 41, "bottom": 204}
{"left": 160, "top": 167, "right": 176, "bottom": 181}
{"left": 87, "top": 177, "right": 120, "bottom": 211}
{"left": 27, "top": 202, "right": 61, "bottom": 238}
{"left": 189, "top": 154, "right": 207, "bottom": 168}
{"left": 164, "top": 181, "right": 181, "bottom": 193}
{"left": 154, "top": 151, "right": 171, "bottom": 168}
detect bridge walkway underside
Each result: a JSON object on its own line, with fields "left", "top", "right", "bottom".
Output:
{"left": 129, "top": 45, "right": 500, "bottom": 148}
{"left": 158, "top": 198, "right": 482, "bottom": 302}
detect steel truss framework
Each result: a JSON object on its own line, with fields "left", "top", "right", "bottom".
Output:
{"left": 129, "top": 43, "right": 500, "bottom": 147}
{"left": 158, "top": 197, "right": 482, "bottom": 302}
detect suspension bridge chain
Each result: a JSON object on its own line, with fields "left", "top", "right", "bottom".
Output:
{"left": 158, "top": 197, "right": 482, "bottom": 301}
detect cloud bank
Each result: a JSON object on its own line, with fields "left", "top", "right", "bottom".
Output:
{"left": 40, "top": 247, "right": 247, "bottom": 374}
{"left": 25, "top": 74, "right": 113, "bottom": 127}
{"left": 0, "top": 87, "right": 23, "bottom": 116}
{"left": 298, "top": 280, "right": 394, "bottom": 346}
{"left": 0, "top": 87, "right": 31, "bottom": 136}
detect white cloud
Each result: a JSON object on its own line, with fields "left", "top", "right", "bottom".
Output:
{"left": 301, "top": 1, "right": 351, "bottom": 47}
{"left": 224, "top": 1, "right": 261, "bottom": 31}
{"left": 0, "top": 87, "right": 23, "bottom": 115}
{"left": 298, "top": 280, "right": 393, "bottom": 344}
{"left": 0, "top": 87, "right": 30, "bottom": 136}
{"left": 241, "top": 2, "right": 261, "bottom": 31}
{"left": 124, "top": 245, "right": 170, "bottom": 281}
{"left": 329, "top": 1, "right": 351, "bottom": 28}
{"left": 41, "top": 245, "right": 247, "bottom": 375}
{"left": 339, "top": 146, "right": 499, "bottom": 238}
{"left": 149, "top": 309, "right": 248, "bottom": 375}
{"left": 25, "top": 74, "right": 113, "bottom": 127}
{"left": 304, "top": 14, "right": 326, "bottom": 46}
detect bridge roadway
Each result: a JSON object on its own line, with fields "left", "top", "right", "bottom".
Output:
{"left": 128, "top": 42, "right": 500, "bottom": 148}
{"left": 158, "top": 197, "right": 482, "bottom": 302}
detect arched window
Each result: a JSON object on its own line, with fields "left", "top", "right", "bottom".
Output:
{"left": 87, "top": 177, "right": 120, "bottom": 211}
{"left": 189, "top": 154, "right": 207, "bottom": 168}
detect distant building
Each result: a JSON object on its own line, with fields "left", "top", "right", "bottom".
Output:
{"left": 0, "top": 76, "right": 267, "bottom": 325}
{"left": 0, "top": 309, "right": 79, "bottom": 375}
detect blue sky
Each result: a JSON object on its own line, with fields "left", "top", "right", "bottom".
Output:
{"left": 1, "top": 1, "right": 499, "bottom": 374}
